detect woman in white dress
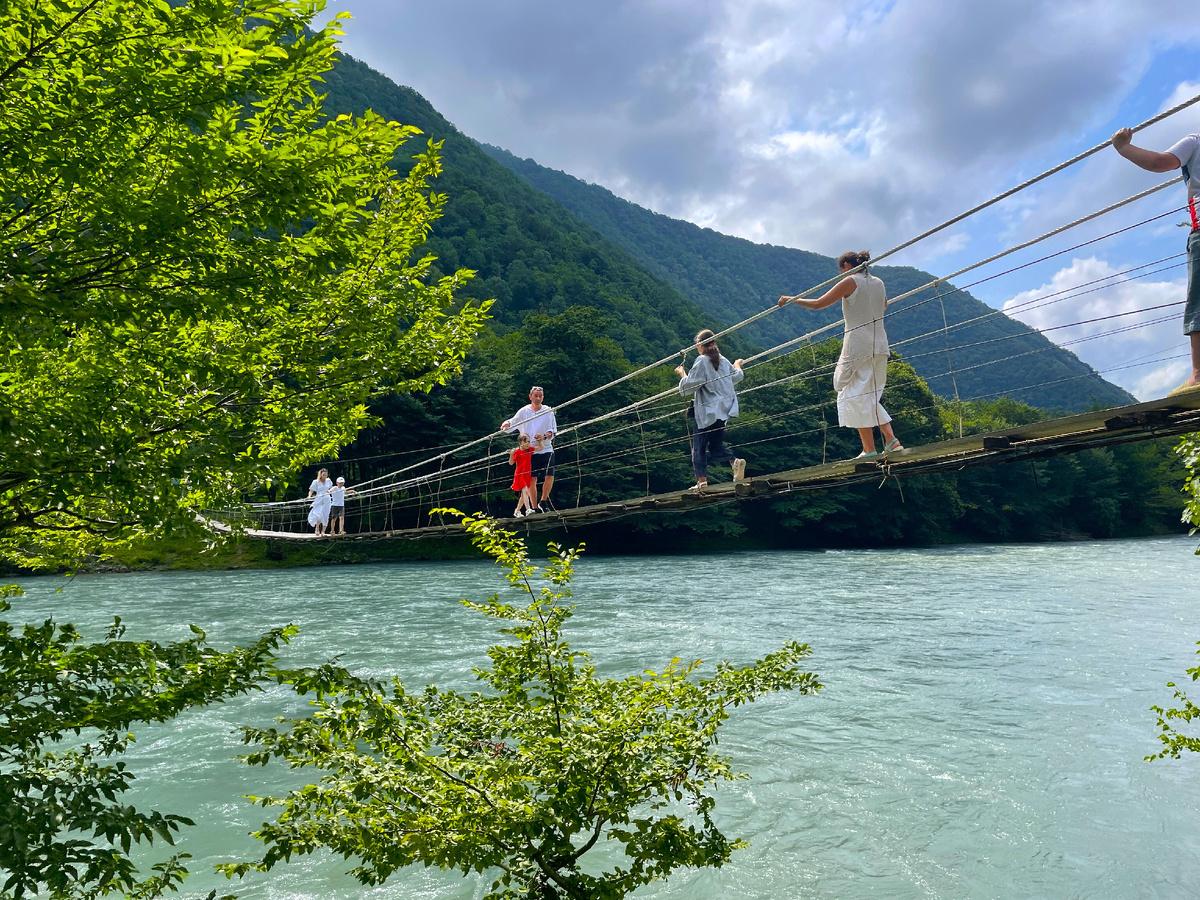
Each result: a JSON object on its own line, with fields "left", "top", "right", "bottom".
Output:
{"left": 306, "top": 468, "right": 334, "bottom": 536}
{"left": 778, "top": 250, "right": 904, "bottom": 459}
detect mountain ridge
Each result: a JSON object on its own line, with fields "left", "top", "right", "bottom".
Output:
{"left": 481, "top": 143, "right": 1135, "bottom": 412}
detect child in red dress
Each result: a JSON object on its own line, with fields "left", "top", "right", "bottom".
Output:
{"left": 509, "top": 434, "right": 538, "bottom": 518}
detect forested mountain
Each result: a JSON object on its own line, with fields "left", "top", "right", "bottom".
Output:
{"left": 321, "top": 55, "right": 730, "bottom": 365}
{"left": 237, "top": 51, "right": 1185, "bottom": 555}
{"left": 482, "top": 145, "right": 1136, "bottom": 412}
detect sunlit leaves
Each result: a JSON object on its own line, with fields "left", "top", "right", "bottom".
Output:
{"left": 1, "top": 0, "right": 490, "bottom": 895}
{"left": 226, "top": 513, "right": 821, "bottom": 898}
{"left": 0, "top": 0, "right": 489, "bottom": 570}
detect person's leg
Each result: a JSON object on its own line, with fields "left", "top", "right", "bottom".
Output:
{"left": 708, "top": 420, "right": 733, "bottom": 467}
{"left": 1190, "top": 332, "right": 1200, "bottom": 386}
{"left": 836, "top": 355, "right": 878, "bottom": 455}
{"left": 691, "top": 425, "right": 709, "bottom": 486}
{"left": 880, "top": 421, "right": 902, "bottom": 449}
{"left": 707, "top": 420, "right": 744, "bottom": 479}
{"left": 530, "top": 452, "right": 554, "bottom": 509}
{"left": 1183, "top": 230, "right": 1200, "bottom": 388}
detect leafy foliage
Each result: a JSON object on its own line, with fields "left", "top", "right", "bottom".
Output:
{"left": 0, "top": 588, "right": 294, "bottom": 898}
{"left": 1148, "top": 641, "right": 1200, "bottom": 761}
{"left": 1146, "top": 434, "right": 1200, "bottom": 762}
{"left": 0, "top": 0, "right": 488, "bottom": 570}
{"left": 223, "top": 511, "right": 821, "bottom": 898}
{"left": 1, "top": 0, "right": 491, "bottom": 895}
{"left": 1180, "top": 433, "right": 1200, "bottom": 547}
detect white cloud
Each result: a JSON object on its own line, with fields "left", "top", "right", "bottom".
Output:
{"left": 1132, "top": 359, "right": 1191, "bottom": 398}
{"left": 341, "top": 0, "right": 1198, "bottom": 267}
{"left": 1001, "top": 256, "right": 1189, "bottom": 397}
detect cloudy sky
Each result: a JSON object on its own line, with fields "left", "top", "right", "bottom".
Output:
{"left": 325, "top": 0, "right": 1200, "bottom": 398}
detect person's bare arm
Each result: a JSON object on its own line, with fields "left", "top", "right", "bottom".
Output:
{"left": 1111, "top": 128, "right": 1182, "bottom": 173}
{"left": 778, "top": 276, "right": 856, "bottom": 310}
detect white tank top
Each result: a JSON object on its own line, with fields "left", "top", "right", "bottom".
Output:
{"left": 840, "top": 272, "right": 889, "bottom": 359}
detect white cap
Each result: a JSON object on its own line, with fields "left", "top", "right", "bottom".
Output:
{"left": 336, "top": 476, "right": 345, "bottom": 483}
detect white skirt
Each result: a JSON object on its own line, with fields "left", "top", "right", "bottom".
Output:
{"left": 307, "top": 493, "right": 332, "bottom": 527}
{"left": 834, "top": 353, "right": 891, "bottom": 429}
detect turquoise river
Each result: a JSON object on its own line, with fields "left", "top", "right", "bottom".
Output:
{"left": 11, "top": 535, "right": 1200, "bottom": 898}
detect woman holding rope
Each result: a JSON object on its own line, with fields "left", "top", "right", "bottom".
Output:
{"left": 675, "top": 329, "right": 747, "bottom": 491}
{"left": 778, "top": 250, "right": 904, "bottom": 459}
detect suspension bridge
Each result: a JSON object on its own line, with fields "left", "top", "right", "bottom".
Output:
{"left": 205, "top": 92, "right": 1200, "bottom": 543}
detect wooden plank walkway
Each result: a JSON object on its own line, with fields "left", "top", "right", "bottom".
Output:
{"left": 218, "top": 390, "right": 1200, "bottom": 543}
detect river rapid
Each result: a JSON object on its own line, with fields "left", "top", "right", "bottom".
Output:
{"left": 10, "top": 535, "right": 1200, "bottom": 898}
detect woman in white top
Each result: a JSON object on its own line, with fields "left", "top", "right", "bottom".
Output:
{"left": 778, "top": 250, "right": 903, "bottom": 459}
{"left": 306, "top": 467, "right": 334, "bottom": 536}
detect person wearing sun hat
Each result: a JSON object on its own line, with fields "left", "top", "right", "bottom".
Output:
{"left": 328, "top": 476, "right": 354, "bottom": 536}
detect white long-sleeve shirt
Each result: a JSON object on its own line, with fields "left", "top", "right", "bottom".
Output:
{"left": 504, "top": 403, "right": 558, "bottom": 454}
{"left": 678, "top": 354, "right": 743, "bottom": 429}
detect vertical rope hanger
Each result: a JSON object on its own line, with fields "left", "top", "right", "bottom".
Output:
{"left": 807, "top": 338, "right": 830, "bottom": 465}
{"left": 635, "top": 407, "right": 651, "bottom": 497}
{"left": 574, "top": 423, "right": 584, "bottom": 510}
{"left": 433, "top": 453, "right": 447, "bottom": 524}
{"left": 484, "top": 434, "right": 495, "bottom": 517}
{"left": 937, "top": 291, "right": 965, "bottom": 439}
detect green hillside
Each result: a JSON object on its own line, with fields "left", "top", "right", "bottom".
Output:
{"left": 482, "top": 145, "right": 1135, "bottom": 413}
{"left": 320, "top": 55, "right": 730, "bottom": 365}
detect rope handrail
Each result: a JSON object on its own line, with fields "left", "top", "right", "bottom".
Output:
{"left": 334, "top": 90, "right": 1200, "bottom": 497}
{"left": 247, "top": 91, "right": 1200, "bottom": 510}
{"left": 251, "top": 186, "right": 1182, "bottom": 512}
{"left": 248, "top": 301, "right": 1183, "bottom": 520}
{"left": 249, "top": 337, "right": 1191, "bottom": 528}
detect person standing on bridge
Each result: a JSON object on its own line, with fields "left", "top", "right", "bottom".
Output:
{"left": 306, "top": 467, "right": 334, "bottom": 537}
{"left": 501, "top": 386, "right": 558, "bottom": 512}
{"left": 328, "top": 476, "right": 355, "bottom": 536}
{"left": 1111, "top": 127, "right": 1200, "bottom": 394}
{"left": 508, "top": 434, "right": 539, "bottom": 518}
{"left": 675, "top": 329, "right": 747, "bottom": 492}
{"left": 778, "top": 250, "right": 904, "bottom": 459}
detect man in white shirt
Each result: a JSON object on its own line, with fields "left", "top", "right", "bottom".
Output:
{"left": 1112, "top": 128, "right": 1200, "bottom": 393}
{"left": 500, "top": 386, "right": 559, "bottom": 512}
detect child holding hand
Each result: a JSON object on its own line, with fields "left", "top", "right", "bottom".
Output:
{"left": 509, "top": 434, "right": 539, "bottom": 518}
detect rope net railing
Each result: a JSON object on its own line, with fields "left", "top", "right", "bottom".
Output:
{"left": 206, "top": 91, "right": 1200, "bottom": 535}
{"left": 224, "top": 277, "right": 1191, "bottom": 532}
{"left": 242, "top": 180, "right": 1187, "bottom": 518}
{"left": 219, "top": 303, "right": 1191, "bottom": 536}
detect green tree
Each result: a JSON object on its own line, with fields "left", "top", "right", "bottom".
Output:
{"left": 223, "top": 511, "right": 821, "bottom": 898}
{"left": 0, "top": 0, "right": 488, "bottom": 569}
{"left": 0, "top": 588, "right": 293, "bottom": 899}
{"left": 0, "top": 0, "right": 486, "bottom": 894}
{"left": 1147, "top": 434, "right": 1200, "bottom": 761}
{"left": 1181, "top": 433, "right": 1200, "bottom": 545}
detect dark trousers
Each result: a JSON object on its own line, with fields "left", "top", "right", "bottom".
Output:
{"left": 692, "top": 419, "right": 734, "bottom": 480}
